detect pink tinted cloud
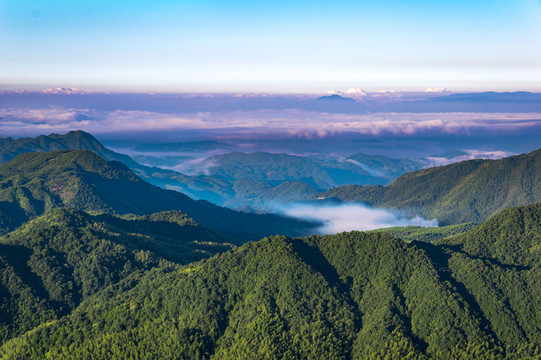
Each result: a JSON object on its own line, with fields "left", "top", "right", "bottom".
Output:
{"left": 1, "top": 107, "right": 540, "bottom": 138}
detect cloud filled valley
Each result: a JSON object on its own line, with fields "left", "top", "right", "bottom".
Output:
{"left": 279, "top": 202, "right": 438, "bottom": 234}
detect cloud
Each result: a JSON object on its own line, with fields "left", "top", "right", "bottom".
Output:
{"left": 1, "top": 106, "right": 540, "bottom": 140}
{"left": 279, "top": 202, "right": 438, "bottom": 234}
{"left": 425, "top": 87, "right": 450, "bottom": 93}
{"left": 41, "top": 87, "right": 89, "bottom": 95}
{"left": 424, "top": 150, "right": 516, "bottom": 167}
{"left": 328, "top": 88, "right": 368, "bottom": 98}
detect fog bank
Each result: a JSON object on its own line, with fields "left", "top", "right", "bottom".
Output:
{"left": 280, "top": 203, "right": 438, "bottom": 234}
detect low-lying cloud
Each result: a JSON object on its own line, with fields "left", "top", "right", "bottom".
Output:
{"left": 425, "top": 150, "right": 515, "bottom": 167}
{"left": 1, "top": 107, "right": 541, "bottom": 139}
{"left": 279, "top": 202, "right": 438, "bottom": 234}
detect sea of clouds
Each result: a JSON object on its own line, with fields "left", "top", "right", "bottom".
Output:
{"left": 1, "top": 107, "right": 541, "bottom": 139}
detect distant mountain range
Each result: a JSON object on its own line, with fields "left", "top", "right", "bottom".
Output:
{"left": 0, "top": 150, "right": 315, "bottom": 241}
{"left": 3, "top": 90, "right": 540, "bottom": 113}
{"left": 0, "top": 131, "right": 425, "bottom": 210}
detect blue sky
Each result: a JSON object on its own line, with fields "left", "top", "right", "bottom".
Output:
{"left": 1, "top": 0, "right": 540, "bottom": 93}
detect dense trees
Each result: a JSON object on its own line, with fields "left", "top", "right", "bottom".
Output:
{"left": 1, "top": 144, "right": 541, "bottom": 358}
{"left": 318, "top": 148, "right": 541, "bottom": 225}
{"left": 0, "top": 208, "right": 233, "bottom": 345}
{"left": 1, "top": 204, "right": 541, "bottom": 358}
{"left": 0, "top": 150, "right": 316, "bottom": 240}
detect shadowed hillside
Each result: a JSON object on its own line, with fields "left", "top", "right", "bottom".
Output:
{"left": 0, "top": 150, "right": 316, "bottom": 240}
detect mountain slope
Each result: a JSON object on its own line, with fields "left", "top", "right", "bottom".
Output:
{"left": 3, "top": 203, "right": 541, "bottom": 358}
{"left": 0, "top": 130, "right": 138, "bottom": 168}
{"left": 346, "top": 152, "right": 424, "bottom": 180}
{"left": 0, "top": 207, "right": 233, "bottom": 344}
{"left": 0, "top": 131, "right": 424, "bottom": 210}
{"left": 318, "top": 148, "right": 541, "bottom": 225}
{"left": 203, "top": 151, "right": 387, "bottom": 188}
{"left": 0, "top": 150, "right": 315, "bottom": 240}
{"left": 0, "top": 131, "right": 237, "bottom": 205}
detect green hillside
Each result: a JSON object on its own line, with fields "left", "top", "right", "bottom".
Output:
{"left": 369, "top": 222, "right": 476, "bottom": 243}
{"left": 0, "top": 150, "right": 315, "bottom": 240}
{"left": 318, "top": 148, "right": 541, "bottom": 225}
{"left": 2, "top": 203, "right": 541, "bottom": 358}
{"left": 346, "top": 153, "right": 423, "bottom": 180}
{"left": 0, "top": 207, "right": 233, "bottom": 345}
{"left": 205, "top": 151, "right": 385, "bottom": 188}
{"left": 0, "top": 130, "right": 139, "bottom": 168}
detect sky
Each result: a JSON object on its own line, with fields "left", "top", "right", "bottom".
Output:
{"left": 1, "top": 0, "right": 541, "bottom": 93}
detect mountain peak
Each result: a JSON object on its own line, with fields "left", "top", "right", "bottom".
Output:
{"left": 315, "top": 94, "right": 355, "bottom": 102}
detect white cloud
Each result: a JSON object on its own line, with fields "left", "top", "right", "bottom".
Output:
{"left": 425, "top": 87, "right": 450, "bottom": 93}
{"left": 424, "top": 150, "right": 515, "bottom": 167}
{"left": 41, "top": 88, "right": 89, "bottom": 95}
{"left": 345, "top": 88, "right": 368, "bottom": 97}
{"left": 1, "top": 107, "right": 540, "bottom": 139}
{"left": 279, "top": 202, "right": 438, "bottom": 234}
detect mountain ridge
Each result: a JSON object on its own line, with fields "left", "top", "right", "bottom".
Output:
{"left": 317, "top": 148, "right": 541, "bottom": 225}
{"left": 0, "top": 150, "right": 316, "bottom": 241}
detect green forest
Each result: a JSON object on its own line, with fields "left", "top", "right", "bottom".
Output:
{"left": 1, "top": 203, "right": 541, "bottom": 358}
{"left": 0, "top": 144, "right": 541, "bottom": 358}
{"left": 318, "top": 148, "right": 541, "bottom": 225}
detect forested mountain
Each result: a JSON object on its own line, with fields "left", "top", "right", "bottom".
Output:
{"left": 317, "top": 148, "right": 541, "bottom": 225}
{"left": 0, "top": 150, "right": 315, "bottom": 240}
{"left": 0, "top": 131, "right": 422, "bottom": 209}
{"left": 369, "top": 222, "right": 476, "bottom": 243}
{"left": 0, "top": 207, "right": 233, "bottom": 345}
{"left": 0, "top": 130, "right": 138, "bottom": 168}
{"left": 2, "top": 203, "right": 541, "bottom": 359}
{"left": 346, "top": 153, "right": 424, "bottom": 180}
{"left": 203, "top": 151, "right": 386, "bottom": 188}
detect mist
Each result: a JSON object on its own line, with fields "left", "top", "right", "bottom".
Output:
{"left": 279, "top": 202, "right": 438, "bottom": 234}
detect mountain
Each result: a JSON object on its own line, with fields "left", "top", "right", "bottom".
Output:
{"left": 0, "top": 131, "right": 434, "bottom": 211}
{"left": 223, "top": 180, "right": 320, "bottom": 211}
{"left": 317, "top": 148, "right": 541, "bottom": 225}
{"left": 439, "top": 202, "right": 541, "bottom": 267}
{"left": 0, "top": 207, "right": 233, "bottom": 344}
{"left": 3, "top": 91, "right": 541, "bottom": 114}
{"left": 369, "top": 222, "right": 476, "bottom": 243}
{"left": 0, "top": 132, "right": 394, "bottom": 209}
{"left": 2, "top": 203, "right": 541, "bottom": 358}
{"left": 315, "top": 94, "right": 355, "bottom": 102}
{"left": 346, "top": 153, "right": 424, "bottom": 180}
{"left": 0, "top": 130, "right": 221, "bottom": 201}
{"left": 203, "top": 151, "right": 386, "bottom": 189}
{"left": 0, "top": 150, "right": 315, "bottom": 240}
{"left": 0, "top": 130, "right": 138, "bottom": 167}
